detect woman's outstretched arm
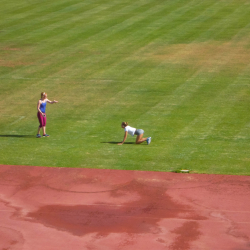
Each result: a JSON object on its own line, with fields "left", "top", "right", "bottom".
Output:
{"left": 47, "top": 99, "right": 58, "bottom": 104}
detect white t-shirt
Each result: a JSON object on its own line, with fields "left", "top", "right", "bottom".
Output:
{"left": 124, "top": 126, "right": 136, "bottom": 136}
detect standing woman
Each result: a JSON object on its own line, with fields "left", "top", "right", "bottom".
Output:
{"left": 118, "top": 122, "right": 151, "bottom": 145}
{"left": 37, "top": 92, "right": 58, "bottom": 138}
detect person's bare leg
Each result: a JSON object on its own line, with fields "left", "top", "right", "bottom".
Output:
{"left": 37, "top": 126, "right": 41, "bottom": 134}
{"left": 136, "top": 134, "right": 147, "bottom": 144}
{"left": 42, "top": 126, "right": 46, "bottom": 135}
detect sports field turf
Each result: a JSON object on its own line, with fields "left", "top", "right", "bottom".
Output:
{"left": 0, "top": 0, "right": 250, "bottom": 175}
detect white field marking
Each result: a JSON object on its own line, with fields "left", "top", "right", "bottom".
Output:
{"left": 10, "top": 116, "right": 25, "bottom": 125}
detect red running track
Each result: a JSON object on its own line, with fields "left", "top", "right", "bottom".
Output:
{"left": 0, "top": 165, "right": 249, "bottom": 250}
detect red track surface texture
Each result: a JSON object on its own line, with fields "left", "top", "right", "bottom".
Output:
{"left": 0, "top": 165, "right": 250, "bottom": 250}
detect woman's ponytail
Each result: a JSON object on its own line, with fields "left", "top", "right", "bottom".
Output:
{"left": 121, "top": 122, "right": 128, "bottom": 127}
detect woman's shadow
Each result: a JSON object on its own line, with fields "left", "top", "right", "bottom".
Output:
{"left": 0, "top": 135, "right": 35, "bottom": 138}
{"left": 101, "top": 141, "right": 134, "bottom": 144}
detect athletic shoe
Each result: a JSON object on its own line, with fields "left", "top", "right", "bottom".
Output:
{"left": 147, "top": 137, "right": 151, "bottom": 145}
{"left": 36, "top": 134, "right": 41, "bottom": 138}
{"left": 43, "top": 134, "right": 50, "bottom": 137}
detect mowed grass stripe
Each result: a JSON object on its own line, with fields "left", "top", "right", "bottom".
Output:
{"left": 74, "top": 0, "right": 217, "bottom": 81}
{"left": 42, "top": 0, "right": 189, "bottom": 79}
{"left": 0, "top": 0, "right": 165, "bottom": 64}
{"left": 0, "top": 0, "right": 121, "bottom": 41}
{"left": 0, "top": 0, "right": 188, "bottom": 83}
{"left": 0, "top": 0, "right": 214, "bottom": 82}
{"left": 197, "top": 1, "right": 250, "bottom": 42}
{"left": 21, "top": 0, "right": 162, "bottom": 45}
{"left": 0, "top": 0, "right": 75, "bottom": 29}
{"left": 158, "top": 0, "right": 248, "bottom": 44}
{"left": 0, "top": 0, "right": 40, "bottom": 17}
{"left": 0, "top": 0, "right": 238, "bottom": 120}
{"left": 0, "top": 0, "right": 104, "bottom": 28}
{"left": 0, "top": 0, "right": 158, "bottom": 80}
{"left": 209, "top": 2, "right": 250, "bottom": 41}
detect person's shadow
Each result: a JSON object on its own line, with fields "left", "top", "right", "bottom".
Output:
{"left": 0, "top": 135, "right": 35, "bottom": 138}
{"left": 101, "top": 141, "right": 134, "bottom": 144}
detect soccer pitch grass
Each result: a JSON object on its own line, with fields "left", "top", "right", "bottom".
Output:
{"left": 0, "top": 0, "right": 250, "bottom": 175}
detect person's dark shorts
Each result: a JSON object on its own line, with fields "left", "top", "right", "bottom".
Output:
{"left": 135, "top": 129, "right": 144, "bottom": 135}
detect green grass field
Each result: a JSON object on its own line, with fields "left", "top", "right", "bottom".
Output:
{"left": 1, "top": 0, "right": 250, "bottom": 175}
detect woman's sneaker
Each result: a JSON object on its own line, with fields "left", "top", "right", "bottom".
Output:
{"left": 36, "top": 134, "right": 41, "bottom": 138}
{"left": 147, "top": 137, "right": 151, "bottom": 145}
{"left": 43, "top": 134, "right": 50, "bottom": 137}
